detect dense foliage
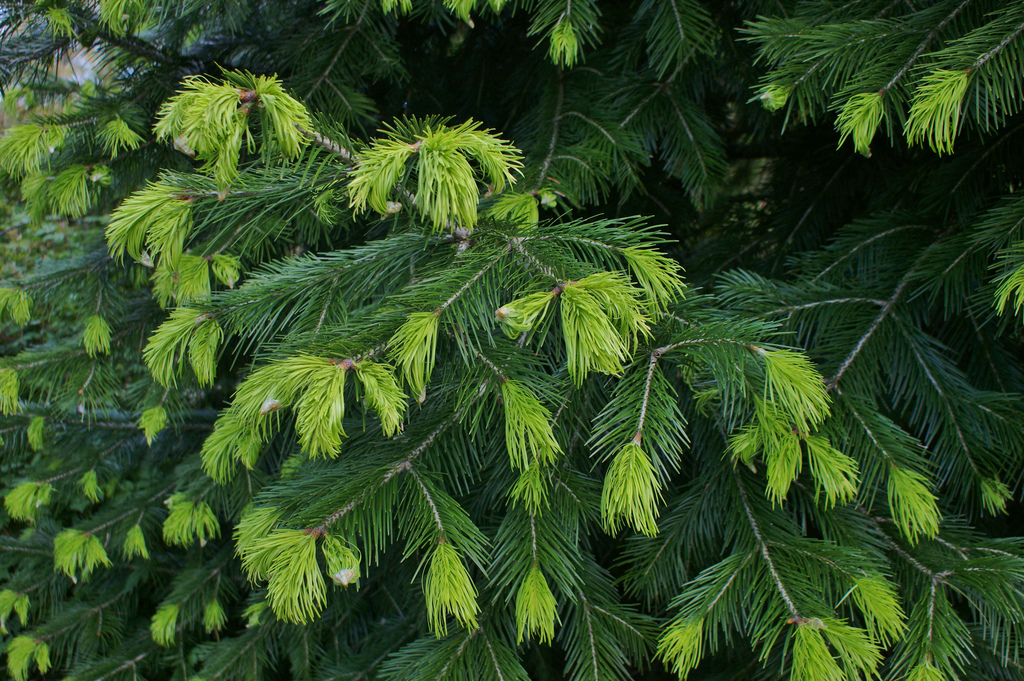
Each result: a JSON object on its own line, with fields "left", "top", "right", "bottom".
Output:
{"left": 2, "top": 1, "right": 1024, "bottom": 680}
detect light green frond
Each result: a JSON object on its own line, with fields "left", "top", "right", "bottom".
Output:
{"left": 0, "top": 124, "right": 66, "bottom": 175}
{"left": 106, "top": 181, "right": 193, "bottom": 263}
{"left": 162, "top": 494, "right": 221, "bottom": 548}
{"left": 0, "top": 288, "right": 32, "bottom": 325}
{"left": 259, "top": 530, "right": 326, "bottom": 624}
{"left": 348, "top": 136, "right": 418, "bottom": 215}
{"left": 601, "top": 442, "right": 662, "bottom": 536}
{"left": 123, "top": 524, "right": 150, "bottom": 559}
{"left": 836, "top": 92, "right": 884, "bottom": 157}
{"left": 139, "top": 405, "right": 169, "bottom": 445}
{"left": 803, "top": 435, "right": 858, "bottom": 508}
{"left": 143, "top": 307, "right": 222, "bottom": 387}
{"left": 657, "top": 619, "right": 704, "bottom": 680}
{"left": 758, "top": 84, "right": 790, "bottom": 111}
{"left": 509, "top": 459, "right": 549, "bottom": 514}
{"left": 621, "top": 245, "right": 686, "bottom": 313}
{"left": 424, "top": 542, "right": 479, "bottom": 637}
{"left": 322, "top": 534, "right": 361, "bottom": 587}
{"left": 152, "top": 254, "right": 212, "bottom": 307}
{"left": 791, "top": 623, "right": 844, "bottom": 681}
{"left": 49, "top": 165, "right": 92, "bottom": 217}
{"left": 906, "top": 662, "right": 946, "bottom": 681}
{"left": 818, "top": 619, "right": 882, "bottom": 680}
{"left": 887, "top": 465, "right": 940, "bottom": 543}
{"left": 0, "top": 589, "right": 30, "bottom": 634}
{"left": 83, "top": 315, "right": 112, "bottom": 357}
{"left": 757, "top": 348, "right": 831, "bottom": 429}
{"left": 980, "top": 476, "right": 1010, "bottom": 515}
{"left": 501, "top": 380, "right": 561, "bottom": 470}
{"left": 516, "top": 565, "right": 557, "bottom": 644}
{"left": 353, "top": 360, "right": 407, "bottom": 437}
{"left": 27, "top": 416, "right": 45, "bottom": 450}
{"left": 211, "top": 254, "right": 241, "bottom": 289}
{"left": 390, "top": 312, "right": 440, "bottom": 397}
{"left": 6, "top": 636, "right": 41, "bottom": 681}
{"left": 851, "top": 575, "right": 904, "bottom": 644}
{"left": 150, "top": 603, "right": 179, "bottom": 646}
{"left": 549, "top": 19, "right": 580, "bottom": 67}
{"left": 485, "top": 192, "right": 539, "bottom": 226}
{"left": 203, "top": 598, "right": 227, "bottom": 633}
{"left": 98, "top": 0, "right": 148, "bottom": 34}
{"left": 495, "top": 290, "right": 556, "bottom": 338}
{"left": 4, "top": 481, "right": 53, "bottom": 522}
{"left": 905, "top": 69, "right": 970, "bottom": 156}
{"left": 561, "top": 272, "right": 649, "bottom": 385}
{"left": 0, "top": 368, "right": 20, "bottom": 415}
{"left": 53, "top": 529, "right": 112, "bottom": 582}
{"left": 98, "top": 116, "right": 144, "bottom": 157}
{"left": 294, "top": 358, "right": 348, "bottom": 458}
{"left": 79, "top": 469, "right": 103, "bottom": 503}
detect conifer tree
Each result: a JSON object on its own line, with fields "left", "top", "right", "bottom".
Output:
{"left": 2, "top": 2, "right": 1024, "bottom": 681}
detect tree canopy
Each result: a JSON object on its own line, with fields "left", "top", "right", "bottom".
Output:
{"left": 2, "top": 1, "right": 1024, "bottom": 680}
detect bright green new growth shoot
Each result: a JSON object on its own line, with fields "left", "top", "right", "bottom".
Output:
{"left": 905, "top": 69, "right": 970, "bottom": 155}
{"left": 561, "top": 272, "right": 650, "bottom": 385}
{"left": 154, "top": 70, "right": 312, "bottom": 194}
{"left": 349, "top": 119, "right": 521, "bottom": 231}
{"left": 162, "top": 495, "right": 221, "bottom": 548}
{"left": 53, "top": 529, "right": 112, "bottom": 582}
{"left": 4, "top": 482, "right": 52, "bottom": 522}
{"left": 6, "top": 635, "right": 50, "bottom": 681}
{"left": 836, "top": 92, "right": 885, "bottom": 157}
{"left": 390, "top": 312, "right": 440, "bottom": 398}
{"left": 601, "top": 442, "right": 662, "bottom": 536}
{"left": 516, "top": 565, "right": 557, "bottom": 643}
{"left": 500, "top": 381, "right": 561, "bottom": 469}
{"left": 424, "top": 542, "right": 479, "bottom": 637}
{"left": 82, "top": 315, "right": 112, "bottom": 356}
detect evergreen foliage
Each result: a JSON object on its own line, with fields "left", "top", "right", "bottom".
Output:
{"left": 2, "top": 1, "right": 1024, "bottom": 680}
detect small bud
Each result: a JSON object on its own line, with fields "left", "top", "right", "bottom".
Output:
{"left": 260, "top": 398, "right": 281, "bottom": 415}
{"left": 385, "top": 201, "right": 403, "bottom": 214}
{"left": 331, "top": 568, "right": 356, "bottom": 586}
{"left": 495, "top": 306, "right": 511, "bottom": 322}
{"left": 173, "top": 135, "right": 196, "bottom": 157}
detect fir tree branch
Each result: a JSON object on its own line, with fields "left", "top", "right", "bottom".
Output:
{"left": 94, "top": 649, "right": 154, "bottom": 681}
{"left": 812, "top": 225, "right": 921, "bottom": 282}
{"left": 314, "top": 409, "right": 468, "bottom": 532}
{"left": 344, "top": 625, "right": 419, "bottom": 681}
{"left": 973, "top": 18, "right": 1024, "bottom": 71}
{"left": 948, "top": 119, "right": 1024, "bottom": 197}
{"left": 437, "top": 247, "right": 510, "bottom": 314}
{"left": 408, "top": 464, "right": 444, "bottom": 534}
{"left": 38, "top": 588, "right": 132, "bottom": 642}
{"left": 299, "top": 126, "right": 355, "bottom": 164}
{"left": 827, "top": 270, "right": 912, "bottom": 391}
{"left": 509, "top": 237, "right": 558, "bottom": 280}
{"left": 481, "top": 630, "right": 510, "bottom": 681}
{"left": 86, "top": 483, "right": 176, "bottom": 536}
{"left": 763, "top": 298, "right": 888, "bottom": 317}
{"left": 883, "top": 0, "right": 972, "bottom": 93}
{"left": 774, "top": 155, "right": 854, "bottom": 273}
{"left": 632, "top": 351, "right": 660, "bottom": 444}
{"left": 894, "top": 318, "right": 982, "bottom": 476}
{"left": 733, "top": 470, "right": 801, "bottom": 619}
{"left": 667, "top": 90, "right": 707, "bottom": 180}
{"left": 534, "top": 70, "right": 565, "bottom": 193}
{"left": 578, "top": 591, "right": 601, "bottom": 681}
{"left": 94, "top": 27, "right": 175, "bottom": 66}
{"left": 305, "top": 0, "right": 371, "bottom": 102}
{"left": 437, "top": 627, "right": 479, "bottom": 679}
